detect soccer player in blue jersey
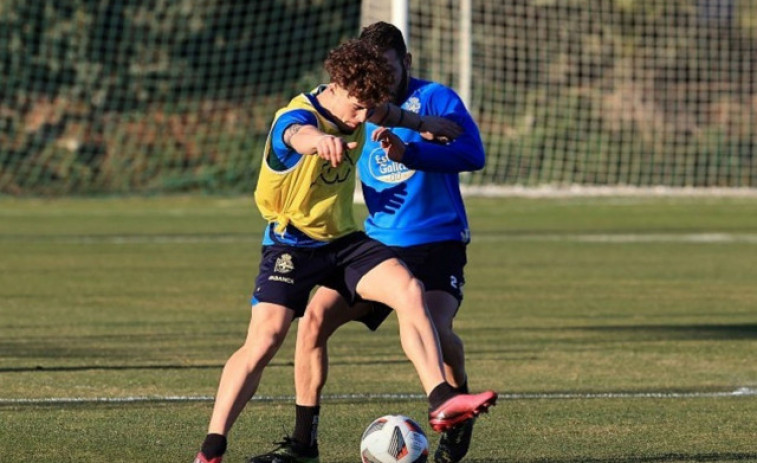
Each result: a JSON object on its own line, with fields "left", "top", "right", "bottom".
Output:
{"left": 248, "top": 22, "right": 489, "bottom": 463}
{"left": 193, "top": 37, "right": 496, "bottom": 463}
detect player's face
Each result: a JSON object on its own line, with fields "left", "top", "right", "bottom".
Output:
{"left": 331, "top": 85, "right": 372, "bottom": 130}
{"left": 383, "top": 49, "right": 410, "bottom": 103}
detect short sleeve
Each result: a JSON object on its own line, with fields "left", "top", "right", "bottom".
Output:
{"left": 269, "top": 109, "right": 318, "bottom": 170}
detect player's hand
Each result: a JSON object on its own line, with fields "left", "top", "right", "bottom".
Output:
{"left": 363, "top": 182, "right": 408, "bottom": 215}
{"left": 417, "top": 115, "right": 462, "bottom": 143}
{"left": 316, "top": 135, "right": 357, "bottom": 168}
{"left": 372, "top": 127, "right": 406, "bottom": 162}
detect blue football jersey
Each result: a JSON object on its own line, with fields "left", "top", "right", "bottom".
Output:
{"left": 359, "top": 78, "right": 485, "bottom": 247}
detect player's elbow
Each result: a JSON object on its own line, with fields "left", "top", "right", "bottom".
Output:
{"left": 466, "top": 151, "right": 485, "bottom": 171}
{"left": 455, "top": 138, "right": 485, "bottom": 171}
{"left": 471, "top": 155, "right": 485, "bottom": 171}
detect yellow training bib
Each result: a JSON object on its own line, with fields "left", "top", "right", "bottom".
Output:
{"left": 254, "top": 89, "right": 365, "bottom": 242}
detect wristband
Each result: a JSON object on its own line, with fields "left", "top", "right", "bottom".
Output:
{"left": 375, "top": 106, "right": 391, "bottom": 126}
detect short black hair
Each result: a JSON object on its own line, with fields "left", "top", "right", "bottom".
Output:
{"left": 359, "top": 21, "right": 407, "bottom": 58}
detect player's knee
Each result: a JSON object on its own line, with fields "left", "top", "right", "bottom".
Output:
{"left": 298, "top": 311, "right": 324, "bottom": 346}
{"left": 303, "top": 301, "right": 326, "bottom": 325}
{"left": 243, "top": 330, "right": 286, "bottom": 364}
{"left": 405, "top": 276, "right": 425, "bottom": 302}
{"left": 389, "top": 277, "right": 426, "bottom": 316}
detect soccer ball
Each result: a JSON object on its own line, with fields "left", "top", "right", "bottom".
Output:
{"left": 360, "top": 414, "right": 429, "bottom": 463}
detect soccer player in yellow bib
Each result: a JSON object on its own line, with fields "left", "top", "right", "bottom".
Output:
{"left": 192, "top": 38, "right": 497, "bottom": 463}
{"left": 252, "top": 22, "right": 492, "bottom": 463}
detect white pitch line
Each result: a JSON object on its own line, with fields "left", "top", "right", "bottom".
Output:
{"left": 1, "top": 388, "right": 755, "bottom": 406}
{"left": 459, "top": 185, "right": 757, "bottom": 198}
{"left": 474, "top": 233, "right": 757, "bottom": 243}
{"left": 1, "top": 235, "right": 260, "bottom": 244}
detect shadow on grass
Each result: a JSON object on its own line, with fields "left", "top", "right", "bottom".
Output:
{"left": 0, "top": 363, "right": 226, "bottom": 373}
{"left": 0, "top": 357, "right": 416, "bottom": 373}
{"left": 579, "top": 323, "right": 757, "bottom": 341}
{"left": 3, "top": 324, "right": 753, "bottom": 373}
{"left": 468, "top": 323, "right": 757, "bottom": 342}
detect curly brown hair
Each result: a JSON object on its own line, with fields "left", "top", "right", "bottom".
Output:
{"left": 324, "top": 38, "right": 394, "bottom": 108}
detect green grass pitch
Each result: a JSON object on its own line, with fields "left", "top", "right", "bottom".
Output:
{"left": 1, "top": 195, "right": 756, "bottom": 462}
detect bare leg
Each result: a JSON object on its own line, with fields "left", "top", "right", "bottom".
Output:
{"left": 355, "top": 258, "right": 446, "bottom": 394}
{"left": 207, "top": 302, "right": 294, "bottom": 435}
{"left": 426, "top": 290, "right": 466, "bottom": 388}
{"left": 295, "top": 287, "right": 371, "bottom": 406}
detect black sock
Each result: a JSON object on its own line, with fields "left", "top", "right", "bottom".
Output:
{"left": 201, "top": 433, "right": 227, "bottom": 460}
{"left": 292, "top": 404, "right": 320, "bottom": 452}
{"left": 428, "top": 382, "right": 459, "bottom": 410}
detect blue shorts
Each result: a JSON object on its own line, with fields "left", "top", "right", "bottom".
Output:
{"left": 251, "top": 231, "right": 398, "bottom": 317}
{"left": 356, "top": 240, "right": 467, "bottom": 330}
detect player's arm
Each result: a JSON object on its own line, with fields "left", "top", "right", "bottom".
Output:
{"left": 372, "top": 90, "right": 485, "bottom": 173}
{"left": 369, "top": 103, "right": 462, "bottom": 142}
{"left": 285, "top": 124, "right": 357, "bottom": 168}
{"left": 398, "top": 115, "right": 485, "bottom": 173}
{"left": 273, "top": 111, "right": 356, "bottom": 168}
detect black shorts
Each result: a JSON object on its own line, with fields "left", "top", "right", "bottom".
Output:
{"left": 355, "top": 240, "right": 467, "bottom": 330}
{"left": 251, "top": 231, "right": 398, "bottom": 317}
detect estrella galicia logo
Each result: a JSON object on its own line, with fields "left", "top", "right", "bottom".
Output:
{"left": 367, "top": 147, "right": 415, "bottom": 184}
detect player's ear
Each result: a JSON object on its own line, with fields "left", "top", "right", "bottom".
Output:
{"left": 405, "top": 53, "right": 412, "bottom": 69}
